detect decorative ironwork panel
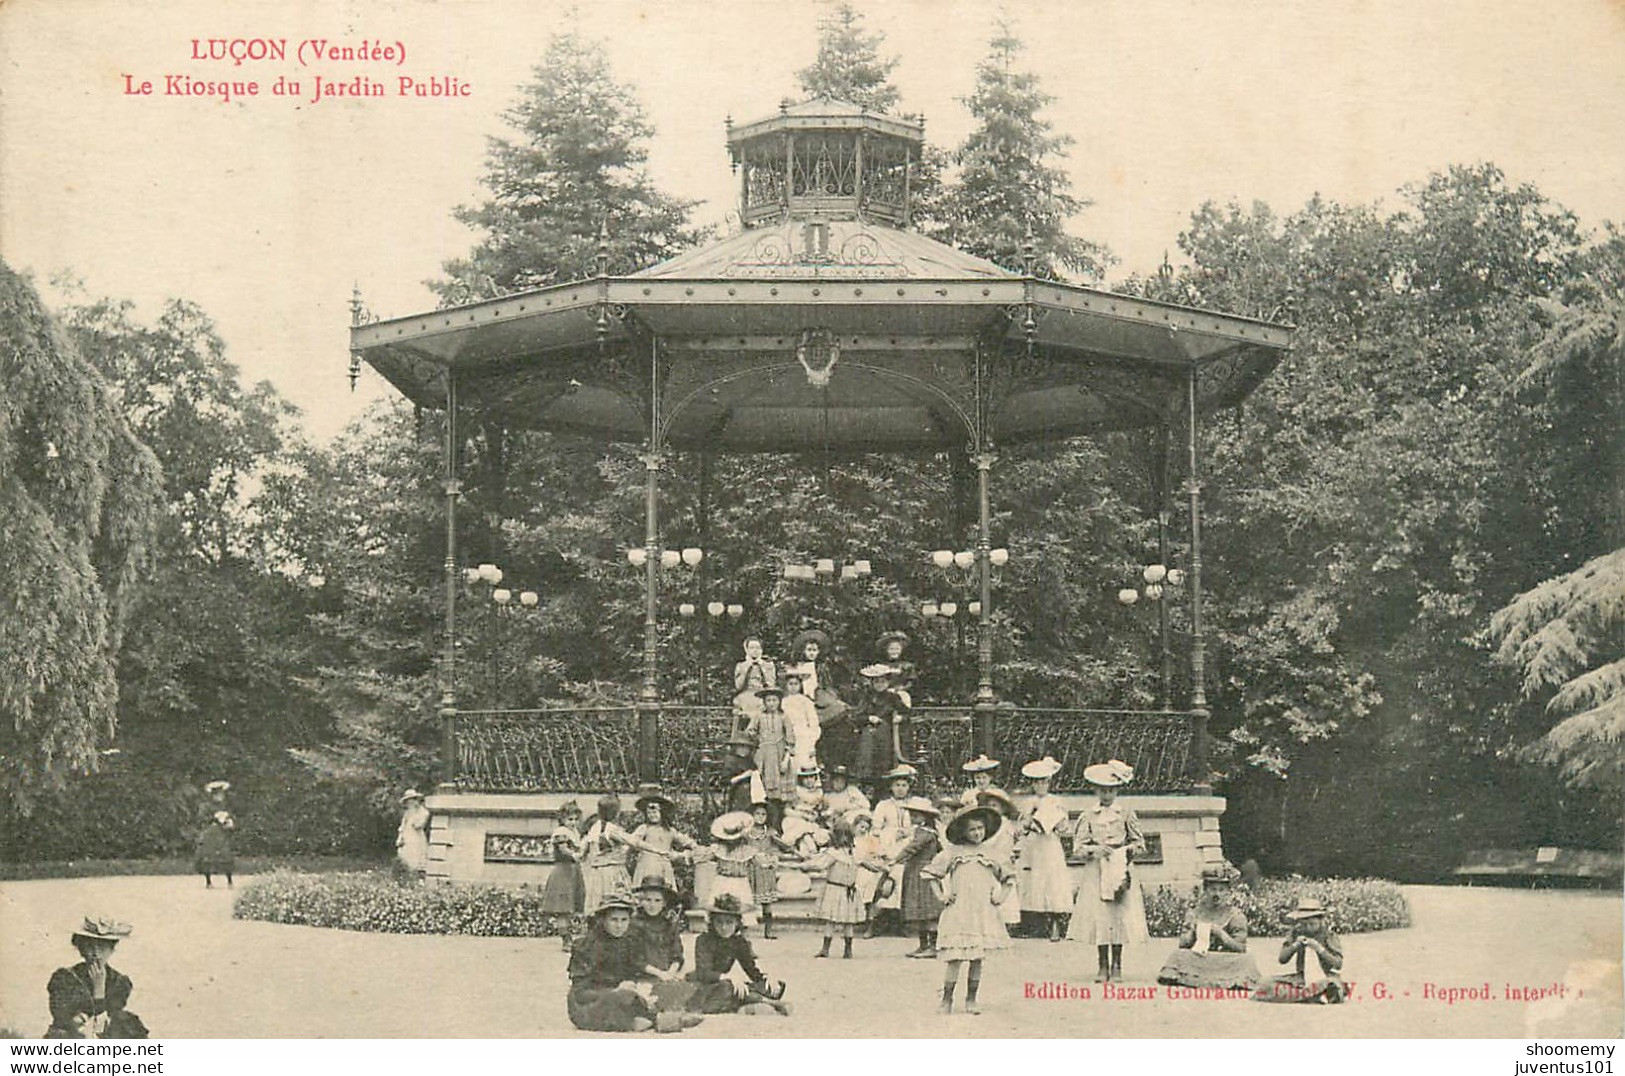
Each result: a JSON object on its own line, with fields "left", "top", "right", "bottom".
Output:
{"left": 792, "top": 135, "right": 857, "bottom": 197}
{"left": 657, "top": 706, "right": 735, "bottom": 795}
{"left": 994, "top": 709, "right": 1195, "bottom": 793}
{"left": 484, "top": 832, "right": 559, "bottom": 863}
{"left": 455, "top": 709, "right": 638, "bottom": 792}
{"left": 911, "top": 708, "right": 975, "bottom": 789}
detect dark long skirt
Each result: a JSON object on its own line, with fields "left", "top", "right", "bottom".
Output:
{"left": 566, "top": 986, "right": 652, "bottom": 1031}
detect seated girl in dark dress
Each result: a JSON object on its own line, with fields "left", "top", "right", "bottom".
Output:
{"left": 46, "top": 918, "right": 147, "bottom": 1039}
{"left": 567, "top": 891, "right": 702, "bottom": 1033}
{"left": 1255, "top": 897, "right": 1348, "bottom": 1004}
{"left": 684, "top": 894, "right": 791, "bottom": 1016}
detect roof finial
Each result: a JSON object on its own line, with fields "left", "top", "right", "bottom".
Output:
{"left": 596, "top": 217, "right": 611, "bottom": 277}
{"left": 1021, "top": 221, "right": 1038, "bottom": 277}
{"left": 348, "top": 283, "right": 365, "bottom": 392}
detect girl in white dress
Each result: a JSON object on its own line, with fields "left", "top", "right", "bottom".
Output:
{"left": 1016, "top": 756, "right": 1072, "bottom": 941}
{"left": 926, "top": 805, "right": 1013, "bottom": 1014}
{"left": 1068, "top": 760, "right": 1149, "bottom": 981}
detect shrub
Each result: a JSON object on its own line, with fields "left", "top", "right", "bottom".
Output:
{"left": 234, "top": 870, "right": 561, "bottom": 936}
{"left": 1143, "top": 875, "right": 1411, "bottom": 937}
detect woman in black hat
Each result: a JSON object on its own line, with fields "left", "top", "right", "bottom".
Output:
{"left": 45, "top": 918, "right": 147, "bottom": 1038}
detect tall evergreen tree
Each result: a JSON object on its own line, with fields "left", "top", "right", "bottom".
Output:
{"left": 796, "top": 1, "right": 901, "bottom": 112}
{"left": 933, "top": 19, "right": 1109, "bottom": 280}
{"left": 434, "top": 29, "right": 702, "bottom": 304}
{"left": 0, "top": 264, "right": 161, "bottom": 806}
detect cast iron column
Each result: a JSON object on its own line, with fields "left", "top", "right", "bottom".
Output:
{"left": 637, "top": 337, "right": 662, "bottom": 782}
{"left": 973, "top": 449, "right": 998, "bottom": 756}
{"left": 1156, "top": 418, "right": 1173, "bottom": 712}
{"left": 439, "top": 372, "right": 461, "bottom": 788}
{"left": 1185, "top": 367, "right": 1211, "bottom": 794}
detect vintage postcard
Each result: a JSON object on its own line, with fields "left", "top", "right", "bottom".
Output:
{"left": 0, "top": 0, "right": 1620, "bottom": 1052}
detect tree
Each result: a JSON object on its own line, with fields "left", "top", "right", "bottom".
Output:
{"left": 1488, "top": 239, "right": 1625, "bottom": 790}
{"left": 434, "top": 29, "right": 702, "bottom": 303}
{"left": 53, "top": 287, "right": 319, "bottom": 745}
{"left": 796, "top": 1, "right": 901, "bottom": 112}
{"left": 929, "top": 19, "right": 1110, "bottom": 280}
{"left": 0, "top": 263, "right": 161, "bottom": 806}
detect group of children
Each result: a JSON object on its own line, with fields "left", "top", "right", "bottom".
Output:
{"left": 545, "top": 749, "right": 1180, "bottom": 1026}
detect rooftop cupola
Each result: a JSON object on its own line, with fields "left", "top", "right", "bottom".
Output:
{"left": 726, "top": 97, "right": 925, "bottom": 228}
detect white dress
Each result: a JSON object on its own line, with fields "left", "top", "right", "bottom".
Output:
{"left": 871, "top": 797, "right": 912, "bottom": 911}
{"left": 927, "top": 846, "right": 1012, "bottom": 960}
{"left": 783, "top": 693, "right": 821, "bottom": 772}
{"left": 1017, "top": 794, "right": 1072, "bottom": 913}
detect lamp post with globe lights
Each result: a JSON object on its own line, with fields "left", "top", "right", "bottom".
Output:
{"left": 1117, "top": 563, "right": 1186, "bottom": 711}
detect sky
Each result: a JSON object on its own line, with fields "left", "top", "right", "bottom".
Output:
{"left": 2, "top": 0, "right": 1623, "bottom": 442}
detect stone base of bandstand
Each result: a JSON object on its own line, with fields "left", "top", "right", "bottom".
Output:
{"left": 425, "top": 790, "right": 1228, "bottom": 912}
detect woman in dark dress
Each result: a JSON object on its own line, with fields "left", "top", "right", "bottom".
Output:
{"left": 684, "top": 894, "right": 791, "bottom": 1016}
{"left": 852, "top": 664, "right": 912, "bottom": 786}
{"left": 45, "top": 918, "right": 147, "bottom": 1039}
{"left": 194, "top": 780, "right": 235, "bottom": 888}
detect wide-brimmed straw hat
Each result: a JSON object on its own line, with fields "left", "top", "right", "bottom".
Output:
{"left": 399, "top": 789, "right": 425, "bottom": 804}
{"left": 1021, "top": 756, "right": 1062, "bottom": 780}
{"left": 881, "top": 763, "right": 918, "bottom": 781}
{"left": 828, "top": 765, "right": 851, "bottom": 780}
{"left": 975, "top": 787, "right": 1019, "bottom": 818}
{"left": 961, "top": 755, "right": 1000, "bottom": 774}
{"left": 71, "top": 917, "right": 132, "bottom": 944}
{"left": 795, "top": 763, "right": 823, "bottom": 778}
{"left": 204, "top": 780, "right": 230, "bottom": 794}
{"left": 1083, "top": 759, "right": 1135, "bottom": 788}
{"left": 902, "top": 796, "right": 939, "bottom": 818}
{"left": 1284, "top": 897, "right": 1328, "bottom": 921}
{"left": 755, "top": 685, "right": 786, "bottom": 700}
{"left": 859, "top": 663, "right": 900, "bottom": 679}
{"left": 945, "top": 805, "right": 1003, "bottom": 845}
{"left": 1201, "top": 861, "right": 1242, "bottom": 884}
{"left": 710, "top": 811, "right": 756, "bottom": 841}
{"left": 791, "top": 629, "right": 830, "bottom": 654}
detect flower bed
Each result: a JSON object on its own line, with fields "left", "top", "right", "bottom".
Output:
{"left": 1143, "top": 875, "right": 1411, "bottom": 937}
{"left": 233, "top": 870, "right": 561, "bottom": 936}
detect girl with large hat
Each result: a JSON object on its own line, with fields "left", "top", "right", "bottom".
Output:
{"left": 957, "top": 755, "right": 1005, "bottom": 808}
{"left": 1156, "top": 862, "right": 1262, "bottom": 990}
{"left": 1255, "top": 897, "right": 1348, "bottom": 1003}
{"left": 779, "top": 765, "right": 830, "bottom": 854}
{"left": 683, "top": 894, "right": 792, "bottom": 1016}
{"left": 974, "top": 787, "right": 1024, "bottom": 931}
{"left": 1067, "top": 760, "right": 1149, "bottom": 981}
{"left": 1016, "top": 756, "right": 1072, "bottom": 941}
{"left": 45, "top": 918, "right": 147, "bottom": 1038}
{"left": 924, "top": 805, "right": 1015, "bottom": 1014}
{"left": 628, "top": 788, "right": 696, "bottom": 889}
{"left": 895, "top": 797, "right": 945, "bottom": 957}
{"left": 867, "top": 764, "right": 917, "bottom": 934}
{"left": 692, "top": 811, "right": 761, "bottom": 925}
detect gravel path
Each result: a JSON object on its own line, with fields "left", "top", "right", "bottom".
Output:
{"left": 2, "top": 876, "right": 1617, "bottom": 1038}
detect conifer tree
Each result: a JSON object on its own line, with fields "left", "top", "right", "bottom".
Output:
{"left": 434, "top": 29, "right": 701, "bottom": 303}
{"left": 0, "top": 264, "right": 161, "bottom": 806}
{"left": 935, "top": 19, "right": 1109, "bottom": 280}
{"left": 796, "top": 1, "right": 901, "bottom": 111}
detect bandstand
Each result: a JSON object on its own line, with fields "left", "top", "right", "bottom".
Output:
{"left": 348, "top": 98, "right": 1293, "bottom": 898}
